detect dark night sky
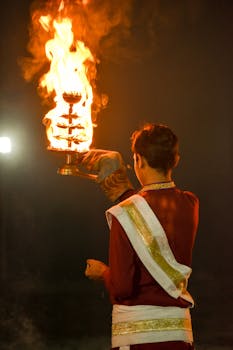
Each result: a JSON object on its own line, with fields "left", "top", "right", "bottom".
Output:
{"left": 0, "top": 0, "right": 233, "bottom": 345}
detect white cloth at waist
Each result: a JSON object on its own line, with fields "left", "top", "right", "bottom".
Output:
{"left": 112, "top": 304, "right": 193, "bottom": 350}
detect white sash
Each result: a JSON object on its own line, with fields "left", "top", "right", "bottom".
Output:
{"left": 106, "top": 194, "right": 194, "bottom": 304}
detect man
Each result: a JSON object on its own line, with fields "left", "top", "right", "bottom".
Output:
{"left": 82, "top": 123, "right": 199, "bottom": 350}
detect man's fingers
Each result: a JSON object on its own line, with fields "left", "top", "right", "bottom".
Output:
{"left": 81, "top": 150, "right": 108, "bottom": 171}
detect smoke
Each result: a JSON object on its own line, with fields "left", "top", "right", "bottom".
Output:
{"left": 21, "top": 0, "right": 133, "bottom": 79}
{"left": 20, "top": 0, "right": 207, "bottom": 80}
{"left": 20, "top": 0, "right": 172, "bottom": 84}
{"left": 18, "top": 0, "right": 133, "bottom": 120}
{"left": 19, "top": 0, "right": 207, "bottom": 119}
{"left": 0, "top": 304, "right": 44, "bottom": 350}
{"left": 0, "top": 298, "right": 110, "bottom": 349}
{"left": 0, "top": 304, "right": 109, "bottom": 350}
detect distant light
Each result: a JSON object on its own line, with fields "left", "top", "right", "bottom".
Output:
{"left": 0, "top": 137, "right": 11, "bottom": 153}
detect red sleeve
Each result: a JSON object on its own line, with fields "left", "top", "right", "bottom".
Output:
{"left": 103, "top": 216, "right": 136, "bottom": 302}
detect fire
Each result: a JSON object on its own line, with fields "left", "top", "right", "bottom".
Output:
{"left": 39, "top": 13, "right": 95, "bottom": 153}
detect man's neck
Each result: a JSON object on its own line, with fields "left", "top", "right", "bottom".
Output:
{"left": 142, "top": 169, "right": 172, "bottom": 186}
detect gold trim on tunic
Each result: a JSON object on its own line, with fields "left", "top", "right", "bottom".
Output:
{"left": 140, "top": 182, "right": 175, "bottom": 192}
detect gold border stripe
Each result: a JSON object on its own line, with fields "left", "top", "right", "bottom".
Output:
{"left": 121, "top": 201, "right": 185, "bottom": 290}
{"left": 112, "top": 318, "right": 192, "bottom": 336}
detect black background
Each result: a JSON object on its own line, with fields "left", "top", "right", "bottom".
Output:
{"left": 0, "top": 0, "right": 232, "bottom": 348}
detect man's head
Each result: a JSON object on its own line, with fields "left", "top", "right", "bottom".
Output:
{"left": 131, "top": 123, "right": 179, "bottom": 178}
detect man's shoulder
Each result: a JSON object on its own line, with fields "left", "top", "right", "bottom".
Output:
{"left": 181, "top": 189, "right": 199, "bottom": 205}
{"left": 140, "top": 187, "right": 199, "bottom": 207}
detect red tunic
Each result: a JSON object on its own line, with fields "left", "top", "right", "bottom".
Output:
{"left": 103, "top": 187, "right": 199, "bottom": 350}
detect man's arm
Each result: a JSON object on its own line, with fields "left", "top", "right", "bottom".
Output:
{"left": 103, "top": 216, "right": 136, "bottom": 301}
{"left": 80, "top": 149, "right": 134, "bottom": 202}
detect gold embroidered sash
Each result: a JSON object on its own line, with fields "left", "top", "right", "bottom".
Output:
{"left": 106, "top": 194, "right": 193, "bottom": 303}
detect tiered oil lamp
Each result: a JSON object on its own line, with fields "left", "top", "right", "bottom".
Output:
{"left": 35, "top": 14, "right": 99, "bottom": 180}
{"left": 56, "top": 92, "right": 97, "bottom": 180}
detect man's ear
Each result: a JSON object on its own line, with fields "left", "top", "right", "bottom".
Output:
{"left": 174, "top": 154, "right": 180, "bottom": 168}
{"left": 137, "top": 154, "right": 147, "bottom": 168}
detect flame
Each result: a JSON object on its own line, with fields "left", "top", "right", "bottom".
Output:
{"left": 39, "top": 13, "right": 95, "bottom": 153}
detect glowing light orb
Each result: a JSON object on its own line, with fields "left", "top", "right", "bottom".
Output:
{"left": 0, "top": 137, "right": 11, "bottom": 154}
